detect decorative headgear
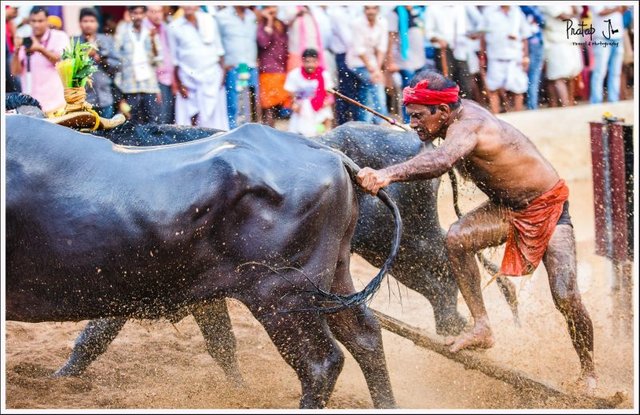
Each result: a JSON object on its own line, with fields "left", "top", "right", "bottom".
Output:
{"left": 402, "top": 80, "right": 460, "bottom": 106}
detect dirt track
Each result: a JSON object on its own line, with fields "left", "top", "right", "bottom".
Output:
{"left": 4, "top": 101, "right": 636, "bottom": 409}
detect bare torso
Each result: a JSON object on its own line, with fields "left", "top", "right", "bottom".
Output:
{"left": 446, "top": 100, "right": 559, "bottom": 209}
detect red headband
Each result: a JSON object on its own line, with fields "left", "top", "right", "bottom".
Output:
{"left": 402, "top": 80, "right": 460, "bottom": 106}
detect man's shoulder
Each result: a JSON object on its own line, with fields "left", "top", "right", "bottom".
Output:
{"left": 49, "top": 29, "right": 70, "bottom": 51}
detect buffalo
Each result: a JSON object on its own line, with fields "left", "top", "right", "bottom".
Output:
{"left": 6, "top": 107, "right": 402, "bottom": 408}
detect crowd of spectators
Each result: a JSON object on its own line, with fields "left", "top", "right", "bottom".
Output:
{"left": 5, "top": 5, "right": 635, "bottom": 136}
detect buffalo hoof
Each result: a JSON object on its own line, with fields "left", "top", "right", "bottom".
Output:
{"left": 435, "top": 312, "right": 467, "bottom": 337}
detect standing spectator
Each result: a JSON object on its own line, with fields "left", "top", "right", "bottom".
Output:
{"left": 386, "top": 6, "right": 426, "bottom": 123}
{"left": 216, "top": 6, "right": 259, "bottom": 128}
{"left": 310, "top": 6, "right": 336, "bottom": 84}
{"left": 74, "top": 7, "right": 120, "bottom": 118}
{"left": 480, "top": 6, "right": 530, "bottom": 113}
{"left": 256, "top": 6, "right": 289, "bottom": 128}
{"left": 13, "top": 4, "right": 32, "bottom": 39}
{"left": 327, "top": 5, "right": 359, "bottom": 125}
{"left": 281, "top": 6, "right": 325, "bottom": 72}
{"left": 284, "top": 48, "right": 334, "bottom": 137}
{"left": 464, "top": 6, "right": 487, "bottom": 106}
{"left": 114, "top": 6, "right": 161, "bottom": 124}
{"left": 540, "top": 6, "right": 583, "bottom": 107}
{"left": 346, "top": 5, "right": 388, "bottom": 125}
{"left": 10, "top": 6, "right": 69, "bottom": 114}
{"left": 620, "top": 7, "right": 634, "bottom": 100}
{"left": 425, "top": 5, "right": 474, "bottom": 98}
{"left": 102, "top": 14, "right": 118, "bottom": 36}
{"left": 145, "top": 5, "right": 175, "bottom": 124}
{"left": 520, "top": 6, "right": 546, "bottom": 110}
{"left": 169, "top": 5, "right": 228, "bottom": 129}
{"left": 5, "top": 5, "right": 21, "bottom": 93}
{"left": 589, "top": 5, "right": 627, "bottom": 103}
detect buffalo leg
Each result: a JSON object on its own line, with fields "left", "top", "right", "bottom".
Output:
{"left": 328, "top": 208, "right": 396, "bottom": 409}
{"left": 250, "top": 302, "right": 345, "bottom": 409}
{"left": 327, "top": 306, "right": 396, "bottom": 408}
{"left": 53, "top": 317, "right": 127, "bottom": 377}
{"left": 190, "top": 299, "right": 245, "bottom": 387}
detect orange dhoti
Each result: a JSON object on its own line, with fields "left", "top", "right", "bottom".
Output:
{"left": 259, "top": 73, "right": 291, "bottom": 109}
{"left": 500, "top": 179, "right": 570, "bottom": 276}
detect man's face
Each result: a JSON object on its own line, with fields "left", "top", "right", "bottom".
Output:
{"left": 80, "top": 16, "right": 98, "bottom": 36}
{"left": 406, "top": 103, "right": 448, "bottom": 142}
{"left": 130, "top": 7, "right": 145, "bottom": 27}
{"left": 302, "top": 56, "right": 318, "bottom": 74}
{"left": 29, "top": 11, "right": 48, "bottom": 37}
{"left": 147, "top": 6, "right": 164, "bottom": 25}
{"left": 364, "top": 6, "right": 379, "bottom": 20}
{"left": 6, "top": 7, "right": 18, "bottom": 20}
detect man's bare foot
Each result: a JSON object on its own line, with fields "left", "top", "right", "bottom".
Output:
{"left": 444, "top": 324, "right": 495, "bottom": 353}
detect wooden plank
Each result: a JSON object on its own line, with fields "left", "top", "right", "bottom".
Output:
{"left": 608, "top": 123, "right": 630, "bottom": 262}
{"left": 589, "top": 122, "right": 608, "bottom": 257}
{"left": 373, "top": 309, "right": 625, "bottom": 409}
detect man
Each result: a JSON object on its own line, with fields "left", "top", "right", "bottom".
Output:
{"left": 386, "top": 6, "right": 426, "bottom": 123}
{"left": 114, "top": 6, "right": 161, "bottom": 124}
{"left": 145, "top": 5, "right": 175, "bottom": 124}
{"left": 424, "top": 5, "right": 473, "bottom": 99}
{"left": 5, "top": 5, "right": 21, "bottom": 93}
{"left": 346, "top": 5, "right": 388, "bottom": 125}
{"left": 326, "top": 5, "right": 359, "bottom": 125}
{"left": 540, "top": 5, "right": 583, "bottom": 107}
{"left": 520, "top": 6, "right": 545, "bottom": 110}
{"left": 356, "top": 70, "right": 597, "bottom": 394}
{"left": 284, "top": 48, "right": 334, "bottom": 137}
{"left": 74, "top": 7, "right": 120, "bottom": 118}
{"left": 215, "top": 6, "right": 259, "bottom": 128}
{"left": 10, "top": 6, "right": 69, "bottom": 114}
{"left": 168, "top": 5, "right": 228, "bottom": 129}
{"left": 256, "top": 5, "right": 289, "bottom": 128}
{"left": 480, "top": 6, "right": 530, "bottom": 113}
{"left": 589, "top": 5, "right": 627, "bottom": 104}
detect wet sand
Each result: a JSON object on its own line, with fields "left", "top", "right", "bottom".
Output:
{"left": 4, "top": 101, "right": 636, "bottom": 410}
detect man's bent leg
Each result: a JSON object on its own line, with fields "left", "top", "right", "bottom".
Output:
{"left": 542, "top": 224, "right": 597, "bottom": 394}
{"left": 444, "top": 202, "right": 510, "bottom": 352}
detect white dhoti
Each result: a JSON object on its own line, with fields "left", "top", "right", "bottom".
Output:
{"left": 175, "top": 64, "right": 229, "bottom": 130}
{"left": 288, "top": 100, "right": 333, "bottom": 137}
{"left": 486, "top": 58, "right": 529, "bottom": 94}
{"left": 544, "top": 42, "right": 583, "bottom": 81}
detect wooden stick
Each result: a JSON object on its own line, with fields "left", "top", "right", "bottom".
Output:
{"left": 327, "top": 88, "right": 409, "bottom": 131}
{"left": 372, "top": 309, "right": 625, "bottom": 409}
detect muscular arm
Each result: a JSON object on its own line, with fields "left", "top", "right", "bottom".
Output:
{"left": 383, "top": 122, "right": 478, "bottom": 182}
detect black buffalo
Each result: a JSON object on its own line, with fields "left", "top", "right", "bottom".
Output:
{"left": 53, "top": 122, "right": 479, "bottom": 385}
{"left": 6, "top": 112, "right": 401, "bottom": 408}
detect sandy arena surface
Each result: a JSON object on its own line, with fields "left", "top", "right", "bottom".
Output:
{"left": 3, "top": 101, "right": 637, "bottom": 410}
